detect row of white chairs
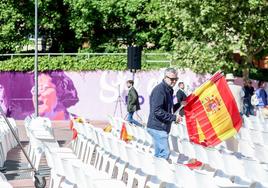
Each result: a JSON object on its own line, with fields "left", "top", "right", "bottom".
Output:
{"left": 108, "top": 116, "right": 268, "bottom": 188}
{"left": 170, "top": 137, "right": 268, "bottom": 187}
{"left": 24, "top": 116, "right": 126, "bottom": 188}
{"left": 243, "top": 114, "right": 268, "bottom": 132}
{"left": 73, "top": 119, "right": 266, "bottom": 188}
{"left": 168, "top": 115, "right": 268, "bottom": 163}
{"left": 171, "top": 122, "right": 268, "bottom": 164}
{"left": 0, "top": 117, "right": 18, "bottom": 168}
{"left": 73, "top": 121, "right": 198, "bottom": 188}
{"left": 108, "top": 116, "right": 154, "bottom": 152}
{"left": 0, "top": 116, "right": 16, "bottom": 188}
{"left": 24, "top": 116, "right": 59, "bottom": 172}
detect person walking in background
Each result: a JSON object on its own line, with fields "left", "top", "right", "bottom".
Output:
{"left": 226, "top": 73, "right": 245, "bottom": 115}
{"left": 147, "top": 68, "right": 182, "bottom": 160}
{"left": 243, "top": 80, "right": 255, "bottom": 116}
{"left": 174, "top": 81, "right": 187, "bottom": 116}
{"left": 126, "top": 80, "right": 143, "bottom": 127}
{"left": 256, "top": 81, "right": 268, "bottom": 108}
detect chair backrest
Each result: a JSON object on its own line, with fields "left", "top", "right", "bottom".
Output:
{"left": 242, "top": 158, "right": 268, "bottom": 184}
{"left": 205, "top": 148, "right": 224, "bottom": 171}
{"left": 116, "top": 140, "right": 129, "bottom": 162}
{"left": 248, "top": 129, "right": 264, "bottom": 145}
{"left": 254, "top": 143, "right": 268, "bottom": 163}
{"left": 169, "top": 122, "right": 180, "bottom": 137}
{"left": 192, "top": 143, "right": 208, "bottom": 164}
{"left": 100, "top": 131, "right": 112, "bottom": 154}
{"left": 237, "top": 127, "right": 251, "bottom": 142}
{"left": 124, "top": 144, "right": 140, "bottom": 168}
{"left": 180, "top": 140, "right": 196, "bottom": 159}
{"left": 173, "top": 163, "right": 196, "bottom": 188}
{"left": 61, "top": 158, "right": 80, "bottom": 184}
{"left": 136, "top": 150, "right": 155, "bottom": 175}
{"left": 193, "top": 171, "right": 219, "bottom": 188}
{"left": 71, "top": 160, "right": 88, "bottom": 188}
{"left": 153, "top": 157, "right": 176, "bottom": 183}
{"left": 168, "top": 135, "right": 180, "bottom": 152}
{"left": 221, "top": 153, "right": 246, "bottom": 178}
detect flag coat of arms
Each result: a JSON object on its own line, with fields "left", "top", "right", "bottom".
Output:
{"left": 184, "top": 72, "right": 242, "bottom": 147}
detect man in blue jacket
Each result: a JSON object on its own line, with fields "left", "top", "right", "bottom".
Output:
{"left": 147, "top": 68, "right": 182, "bottom": 159}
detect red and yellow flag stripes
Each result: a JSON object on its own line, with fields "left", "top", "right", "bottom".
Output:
{"left": 184, "top": 72, "right": 242, "bottom": 147}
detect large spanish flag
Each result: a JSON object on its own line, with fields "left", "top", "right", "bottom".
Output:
{"left": 184, "top": 72, "right": 242, "bottom": 147}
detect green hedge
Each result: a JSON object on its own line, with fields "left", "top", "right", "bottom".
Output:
{"left": 0, "top": 55, "right": 267, "bottom": 81}
{"left": 0, "top": 55, "right": 168, "bottom": 72}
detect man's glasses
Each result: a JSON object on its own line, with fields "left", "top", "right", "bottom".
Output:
{"left": 166, "top": 76, "right": 178, "bottom": 82}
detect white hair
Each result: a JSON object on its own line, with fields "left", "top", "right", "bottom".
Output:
{"left": 164, "top": 67, "right": 177, "bottom": 76}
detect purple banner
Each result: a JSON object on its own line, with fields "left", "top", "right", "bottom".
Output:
{"left": 1, "top": 70, "right": 261, "bottom": 122}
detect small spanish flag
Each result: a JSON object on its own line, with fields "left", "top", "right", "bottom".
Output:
{"left": 69, "top": 119, "right": 78, "bottom": 140}
{"left": 120, "top": 122, "right": 128, "bottom": 142}
{"left": 120, "top": 122, "right": 133, "bottom": 142}
{"left": 184, "top": 72, "right": 242, "bottom": 147}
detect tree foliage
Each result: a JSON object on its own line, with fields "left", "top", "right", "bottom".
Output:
{"left": 1, "top": 0, "right": 268, "bottom": 79}
{"left": 0, "top": 0, "right": 33, "bottom": 53}
{"left": 154, "top": 0, "right": 268, "bottom": 76}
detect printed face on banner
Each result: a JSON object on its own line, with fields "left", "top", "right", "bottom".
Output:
{"left": 31, "top": 74, "right": 58, "bottom": 116}
{"left": 30, "top": 72, "right": 79, "bottom": 120}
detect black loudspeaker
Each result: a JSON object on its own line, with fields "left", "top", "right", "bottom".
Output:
{"left": 127, "top": 46, "right": 142, "bottom": 70}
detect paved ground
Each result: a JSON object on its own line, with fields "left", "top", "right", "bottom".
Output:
{"left": 5, "top": 120, "right": 108, "bottom": 188}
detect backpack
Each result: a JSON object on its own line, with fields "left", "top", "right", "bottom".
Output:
{"left": 251, "top": 93, "right": 259, "bottom": 106}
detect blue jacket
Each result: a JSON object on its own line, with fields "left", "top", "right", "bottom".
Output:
{"left": 256, "top": 88, "right": 268, "bottom": 107}
{"left": 147, "top": 80, "right": 176, "bottom": 133}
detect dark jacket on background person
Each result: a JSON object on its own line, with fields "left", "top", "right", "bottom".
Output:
{"left": 127, "top": 87, "right": 140, "bottom": 112}
{"left": 174, "top": 89, "right": 187, "bottom": 115}
{"left": 147, "top": 80, "right": 176, "bottom": 133}
{"left": 244, "top": 86, "right": 254, "bottom": 100}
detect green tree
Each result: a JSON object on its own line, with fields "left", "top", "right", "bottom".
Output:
{"left": 0, "top": 0, "right": 34, "bottom": 53}
{"left": 38, "top": 0, "right": 79, "bottom": 52}
{"left": 153, "top": 0, "right": 268, "bottom": 78}
{"left": 63, "top": 0, "right": 156, "bottom": 52}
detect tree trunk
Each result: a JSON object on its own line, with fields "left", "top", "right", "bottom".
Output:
{"left": 243, "top": 55, "right": 253, "bottom": 80}
{"left": 242, "top": 67, "right": 249, "bottom": 80}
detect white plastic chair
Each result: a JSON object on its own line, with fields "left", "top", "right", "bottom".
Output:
{"left": 114, "top": 139, "right": 129, "bottom": 180}
{"left": 248, "top": 129, "right": 264, "bottom": 145}
{"left": 221, "top": 153, "right": 249, "bottom": 183}
{"left": 237, "top": 139, "right": 256, "bottom": 159}
{"left": 123, "top": 145, "right": 141, "bottom": 188}
{"left": 253, "top": 143, "right": 268, "bottom": 164}
{"left": 133, "top": 150, "right": 154, "bottom": 188}
{"left": 146, "top": 157, "right": 177, "bottom": 188}
{"left": 192, "top": 143, "right": 209, "bottom": 164}
{"left": 242, "top": 158, "right": 268, "bottom": 187}
{"left": 194, "top": 170, "right": 219, "bottom": 188}
{"left": 237, "top": 127, "right": 252, "bottom": 143}
{"left": 180, "top": 140, "right": 196, "bottom": 159}
{"left": 173, "top": 163, "right": 196, "bottom": 188}
{"left": 205, "top": 147, "right": 225, "bottom": 171}
{"left": 100, "top": 131, "right": 119, "bottom": 177}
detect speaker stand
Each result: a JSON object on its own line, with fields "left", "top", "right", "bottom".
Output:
{"left": 113, "top": 85, "right": 125, "bottom": 117}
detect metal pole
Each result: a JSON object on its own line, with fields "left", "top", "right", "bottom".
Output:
{"left": 34, "top": 0, "right": 39, "bottom": 117}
